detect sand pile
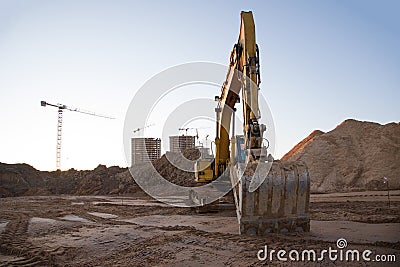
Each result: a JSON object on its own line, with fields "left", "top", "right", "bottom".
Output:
{"left": 282, "top": 119, "right": 400, "bottom": 193}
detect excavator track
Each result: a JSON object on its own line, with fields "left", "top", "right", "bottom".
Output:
{"left": 230, "top": 160, "right": 310, "bottom": 235}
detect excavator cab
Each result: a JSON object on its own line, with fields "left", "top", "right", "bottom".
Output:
{"left": 194, "top": 135, "right": 247, "bottom": 182}
{"left": 232, "top": 135, "right": 246, "bottom": 164}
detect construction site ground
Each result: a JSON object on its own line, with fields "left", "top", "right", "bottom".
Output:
{"left": 0, "top": 191, "right": 399, "bottom": 266}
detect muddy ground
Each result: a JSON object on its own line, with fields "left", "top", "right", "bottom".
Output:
{"left": 0, "top": 191, "right": 399, "bottom": 266}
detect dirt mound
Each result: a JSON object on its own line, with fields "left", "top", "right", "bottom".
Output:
{"left": 282, "top": 119, "right": 400, "bottom": 193}
{"left": 0, "top": 163, "right": 132, "bottom": 197}
{"left": 152, "top": 148, "right": 199, "bottom": 187}
{"left": 0, "top": 148, "right": 200, "bottom": 197}
{"left": 0, "top": 163, "right": 53, "bottom": 197}
{"left": 130, "top": 148, "right": 200, "bottom": 188}
{"left": 72, "top": 165, "right": 120, "bottom": 195}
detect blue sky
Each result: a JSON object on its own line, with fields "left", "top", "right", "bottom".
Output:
{"left": 0, "top": 0, "right": 399, "bottom": 170}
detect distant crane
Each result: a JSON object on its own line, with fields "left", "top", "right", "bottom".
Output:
{"left": 41, "top": 101, "right": 114, "bottom": 170}
{"left": 178, "top": 127, "right": 196, "bottom": 136}
{"left": 178, "top": 127, "right": 210, "bottom": 145}
{"left": 133, "top": 124, "right": 155, "bottom": 135}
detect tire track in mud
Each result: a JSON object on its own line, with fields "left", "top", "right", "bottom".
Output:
{"left": 130, "top": 225, "right": 400, "bottom": 266}
{"left": 0, "top": 210, "right": 82, "bottom": 266}
{"left": 0, "top": 197, "right": 157, "bottom": 266}
{"left": 0, "top": 212, "right": 51, "bottom": 266}
{"left": 1, "top": 196, "right": 398, "bottom": 266}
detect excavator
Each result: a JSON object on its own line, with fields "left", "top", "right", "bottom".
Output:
{"left": 193, "top": 11, "right": 311, "bottom": 235}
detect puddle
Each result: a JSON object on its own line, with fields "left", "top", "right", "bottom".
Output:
{"left": 311, "top": 220, "right": 400, "bottom": 244}
{"left": 30, "top": 217, "right": 58, "bottom": 224}
{"left": 0, "top": 221, "right": 9, "bottom": 233}
{"left": 120, "top": 215, "right": 238, "bottom": 234}
{"left": 88, "top": 212, "right": 118, "bottom": 219}
{"left": 92, "top": 200, "right": 170, "bottom": 208}
{"left": 71, "top": 202, "right": 85, "bottom": 205}
{"left": 59, "top": 215, "right": 91, "bottom": 223}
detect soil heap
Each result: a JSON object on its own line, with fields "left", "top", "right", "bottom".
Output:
{"left": 0, "top": 149, "right": 201, "bottom": 197}
{"left": 282, "top": 119, "right": 400, "bottom": 193}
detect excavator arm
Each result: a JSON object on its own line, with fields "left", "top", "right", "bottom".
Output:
{"left": 214, "top": 11, "right": 265, "bottom": 179}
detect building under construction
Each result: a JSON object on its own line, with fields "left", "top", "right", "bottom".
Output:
{"left": 131, "top": 138, "right": 161, "bottom": 166}
{"left": 169, "top": 135, "right": 195, "bottom": 153}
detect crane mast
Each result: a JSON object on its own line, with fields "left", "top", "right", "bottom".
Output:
{"left": 56, "top": 107, "right": 63, "bottom": 169}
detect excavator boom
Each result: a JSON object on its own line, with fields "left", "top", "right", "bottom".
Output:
{"left": 194, "top": 11, "right": 311, "bottom": 234}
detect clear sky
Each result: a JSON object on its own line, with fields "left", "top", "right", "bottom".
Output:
{"left": 0, "top": 0, "right": 399, "bottom": 171}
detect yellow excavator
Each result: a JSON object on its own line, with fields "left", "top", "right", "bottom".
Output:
{"left": 194, "top": 11, "right": 311, "bottom": 234}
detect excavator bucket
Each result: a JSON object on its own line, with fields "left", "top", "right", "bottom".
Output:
{"left": 230, "top": 160, "right": 310, "bottom": 235}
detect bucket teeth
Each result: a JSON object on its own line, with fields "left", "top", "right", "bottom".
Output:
{"left": 230, "top": 161, "right": 310, "bottom": 235}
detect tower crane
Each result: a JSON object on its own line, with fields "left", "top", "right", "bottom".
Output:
{"left": 178, "top": 127, "right": 196, "bottom": 136}
{"left": 133, "top": 124, "right": 155, "bottom": 134}
{"left": 41, "top": 100, "right": 114, "bottom": 170}
{"left": 179, "top": 127, "right": 211, "bottom": 145}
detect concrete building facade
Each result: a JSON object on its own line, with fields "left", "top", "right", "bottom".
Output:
{"left": 169, "top": 135, "right": 195, "bottom": 153}
{"left": 131, "top": 138, "right": 161, "bottom": 166}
